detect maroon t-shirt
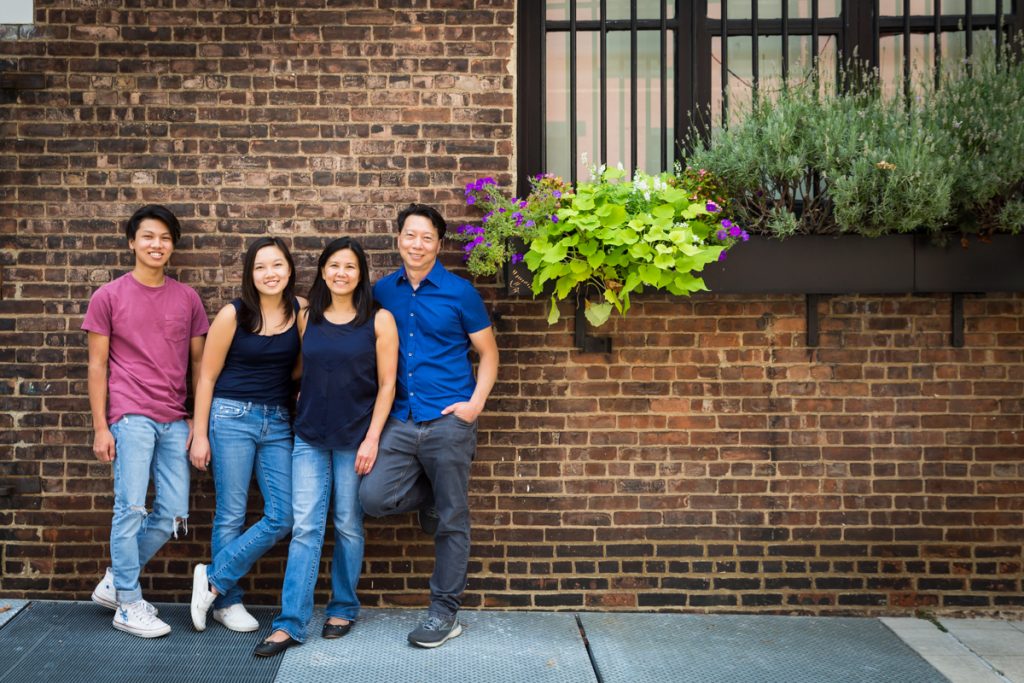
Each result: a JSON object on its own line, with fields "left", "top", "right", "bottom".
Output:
{"left": 82, "top": 273, "right": 209, "bottom": 425}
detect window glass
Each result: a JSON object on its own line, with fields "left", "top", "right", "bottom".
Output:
{"left": 708, "top": 1, "right": 841, "bottom": 20}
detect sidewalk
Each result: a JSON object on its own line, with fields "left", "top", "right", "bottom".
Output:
{"left": 0, "top": 599, "right": 1020, "bottom": 682}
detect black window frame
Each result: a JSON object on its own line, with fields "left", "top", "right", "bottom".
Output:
{"left": 517, "top": 0, "right": 1024, "bottom": 195}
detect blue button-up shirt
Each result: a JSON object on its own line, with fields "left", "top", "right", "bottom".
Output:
{"left": 374, "top": 260, "right": 492, "bottom": 422}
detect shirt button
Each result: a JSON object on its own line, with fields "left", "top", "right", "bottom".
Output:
{"left": 409, "top": 332, "right": 414, "bottom": 336}
{"left": 408, "top": 372, "right": 412, "bottom": 376}
{"left": 408, "top": 352, "right": 413, "bottom": 356}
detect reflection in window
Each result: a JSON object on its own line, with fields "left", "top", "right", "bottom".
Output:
{"left": 712, "top": 35, "right": 838, "bottom": 128}
{"left": 543, "top": 2, "right": 676, "bottom": 178}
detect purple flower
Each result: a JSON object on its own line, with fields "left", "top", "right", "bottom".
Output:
{"left": 706, "top": 201, "right": 719, "bottom": 213}
{"left": 721, "top": 219, "right": 733, "bottom": 228}
{"left": 718, "top": 250, "right": 728, "bottom": 261}
{"left": 466, "top": 195, "right": 476, "bottom": 205}
{"left": 741, "top": 231, "right": 750, "bottom": 242}
{"left": 498, "top": 207, "right": 506, "bottom": 213}
{"left": 716, "top": 230, "right": 727, "bottom": 241}
{"left": 728, "top": 226, "right": 741, "bottom": 238}
{"left": 551, "top": 214, "right": 559, "bottom": 223}
{"left": 535, "top": 173, "right": 543, "bottom": 181}
{"left": 519, "top": 200, "right": 528, "bottom": 208}
{"left": 482, "top": 212, "right": 493, "bottom": 223}
{"left": 553, "top": 190, "right": 562, "bottom": 198}
{"left": 525, "top": 220, "right": 535, "bottom": 227}
{"left": 510, "top": 253, "right": 524, "bottom": 264}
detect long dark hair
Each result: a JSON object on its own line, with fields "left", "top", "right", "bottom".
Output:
{"left": 238, "top": 237, "right": 297, "bottom": 334}
{"left": 307, "top": 237, "right": 376, "bottom": 327}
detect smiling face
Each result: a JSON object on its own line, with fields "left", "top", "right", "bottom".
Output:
{"left": 321, "top": 247, "right": 361, "bottom": 297}
{"left": 251, "top": 244, "right": 291, "bottom": 297}
{"left": 129, "top": 218, "right": 175, "bottom": 270}
{"left": 398, "top": 213, "right": 442, "bottom": 274}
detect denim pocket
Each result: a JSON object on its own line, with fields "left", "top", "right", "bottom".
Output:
{"left": 212, "top": 402, "right": 246, "bottom": 419}
{"left": 451, "top": 413, "right": 476, "bottom": 429}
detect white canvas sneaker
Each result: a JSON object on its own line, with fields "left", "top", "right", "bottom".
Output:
{"left": 91, "top": 568, "right": 158, "bottom": 616}
{"left": 212, "top": 603, "right": 260, "bottom": 632}
{"left": 190, "top": 563, "right": 217, "bottom": 631}
{"left": 112, "top": 600, "right": 171, "bottom": 638}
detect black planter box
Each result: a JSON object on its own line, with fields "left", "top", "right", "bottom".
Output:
{"left": 505, "top": 233, "right": 1024, "bottom": 297}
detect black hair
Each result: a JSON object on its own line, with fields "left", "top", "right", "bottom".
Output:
{"left": 397, "top": 203, "right": 447, "bottom": 240}
{"left": 237, "top": 237, "right": 297, "bottom": 334}
{"left": 124, "top": 204, "right": 182, "bottom": 245}
{"left": 307, "top": 237, "right": 376, "bottom": 327}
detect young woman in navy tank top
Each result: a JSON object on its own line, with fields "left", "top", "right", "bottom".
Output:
{"left": 254, "top": 237, "right": 398, "bottom": 657}
{"left": 188, "top": 237, "right": 304, "bottom": 634}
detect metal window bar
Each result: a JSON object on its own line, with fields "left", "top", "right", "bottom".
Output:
{"left": 751, "top": 0, "right": 759, "bottom": 101}
{"left": 569, "top": 0, "right": 577, "bottom": 184}
{"left": 600, "top": 0, "right": 607, "bottom": 166}
{"left": 935, "top": 0, "right": 942, "bottom": 89}
{"left": 903, "top": 0, "right": 912, "bottom": 104}
{"left": 812, "top": 0, "right": 819, "bottom": 88}
{"left": 630, "top": 0, "right": 638, "bottom": 175}
{"left": 721, "top": 0, "right": 728, "bottom": 128}
{"left": 967, "top": 0, "right": 974, "bottom": 60}
{"left": 781, "top": 0, "right": 789, "bottom": 84}
{"left": 996, "top": 0, "right": 1004, "bottom": 60}
{"left": 660, "top": 0, "right": 667, "bottom": 170}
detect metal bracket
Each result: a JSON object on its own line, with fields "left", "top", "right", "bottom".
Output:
{"left": 806, "top": 293, "right": 821, "bottom": 347}
{"left": 575, "top": 294, "right": 612, "bottom": 353}
{"left": 951, "top": 292, "right": 965, "bottom": 348}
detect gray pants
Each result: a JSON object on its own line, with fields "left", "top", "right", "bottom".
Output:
{"left": 359, "top": 413, "right": 478, "bottom": 618}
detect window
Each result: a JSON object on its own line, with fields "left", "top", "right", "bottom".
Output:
{"left": 0, "top": 0, "right": 33, "bottom": 25}
{"left": 518, "top": 1, "right": 1023, "bottom": 190}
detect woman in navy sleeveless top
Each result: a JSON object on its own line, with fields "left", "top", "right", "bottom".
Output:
{"left": 188, "top": 237, "right": 303, "bottom": 634}
{"left": 256, "top": 237, "right": 398, "bottom": 656}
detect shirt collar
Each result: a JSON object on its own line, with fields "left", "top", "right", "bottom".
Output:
{"left": 397, "top": 259, "right": 448, "bottom": 288}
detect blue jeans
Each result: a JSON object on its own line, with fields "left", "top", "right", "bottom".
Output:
{"left": 109, "top": 414, "right": 190, "bottom": 604}
{"left": 271, "top": 436, "right": 364, "bottom": 642}
{"left": 359, "top": 414, "right": 477, "bottom": 618}
{"left": 207, "top": 398, "right": 293, "bottom": 609}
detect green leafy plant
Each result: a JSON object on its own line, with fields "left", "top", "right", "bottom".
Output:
{"left": 523, "top": 166, "right": 746, "bottom": 327}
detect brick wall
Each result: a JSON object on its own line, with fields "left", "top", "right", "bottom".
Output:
{"left": 2, "top": 2, "right": 1022, "bottom": 616}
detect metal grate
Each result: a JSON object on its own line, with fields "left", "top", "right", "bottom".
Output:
{"left": 0, "top": 601, "right": 283, "bottom": 683}
{"left": 274, "top": 608, "right": 597, "bottom": 683}
{"left": 578, "top": 613, "right": 950, "bottom": 683}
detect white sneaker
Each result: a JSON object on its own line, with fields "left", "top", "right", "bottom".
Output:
{"left": 91, "top": 568, "right": 158, "bottom": 616}
{"left": 190, "top": 563, "right": 217, "bottom": 631}
{"left": 212, "top": 603, "right": 260, "bottom": 632}
{"left": 112, "top": 600, "right": 171, "bottom": 638}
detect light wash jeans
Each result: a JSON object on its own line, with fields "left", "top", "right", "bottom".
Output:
{"left": 359, "top": 414, "right": 477, "bottom": 619}
{"left": 207, "top": 397, "right": 293, "bottom": 609}
{"left": 109, "top": 414, "right": 190, "bottom": 604}
{"left": 271, "top": 435, "right": 364, "bottom": 642}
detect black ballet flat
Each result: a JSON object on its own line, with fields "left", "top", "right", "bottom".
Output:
{"left": 253, "top": 635, "right": 298, "bottom": 657}
{"left": 321, "top": 621, "right": 352, "bottom": 639}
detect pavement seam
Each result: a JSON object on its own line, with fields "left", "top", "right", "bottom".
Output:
{"left": 926, "top": 620, "right": 1015, "bottom": 683}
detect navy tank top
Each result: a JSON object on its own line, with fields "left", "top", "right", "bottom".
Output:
{"left": 293, "top": 313, "right": 377, "bottom": 450}
{"left": 212, "top": 299, "right": 300, "bottom": 407}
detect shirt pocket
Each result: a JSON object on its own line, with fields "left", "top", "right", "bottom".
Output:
{"left": 163, "top": 315, "right": 190, "bottom": 342}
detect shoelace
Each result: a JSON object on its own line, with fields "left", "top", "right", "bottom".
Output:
{"left": 422, "top": 616, "right": 447, "bottom": 631}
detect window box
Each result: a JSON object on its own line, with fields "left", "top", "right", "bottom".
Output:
{"left": 504, "top": 233, "right": 1024, "bottom": 297}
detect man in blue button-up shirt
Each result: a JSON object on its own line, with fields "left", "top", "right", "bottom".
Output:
{"left": 360, "top": 203, "right": 499, "bottom": 649}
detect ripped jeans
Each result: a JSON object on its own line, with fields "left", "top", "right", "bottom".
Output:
{"left": 109, "top": 414, "right": 190, "bottom": 604}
